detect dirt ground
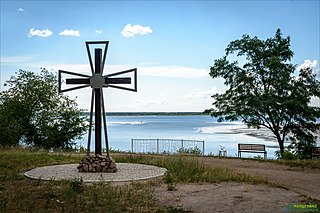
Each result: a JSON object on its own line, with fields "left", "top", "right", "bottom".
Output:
{"left": 154, "top": 157, "right": 320, "bottom": 213}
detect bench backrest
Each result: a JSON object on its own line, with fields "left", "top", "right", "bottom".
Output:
{"left": 311, "top": 147, "right": 320, "bottom": 155}
{"left": 238, "top": 144, "right": 265, "bottom": 151}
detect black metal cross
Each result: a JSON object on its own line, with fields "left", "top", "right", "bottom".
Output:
{"left": 58, "top": 41, "right": 137, "bottom": 158}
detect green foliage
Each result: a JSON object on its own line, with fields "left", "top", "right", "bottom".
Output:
{"left": 276, "top": 141, "right": 316, "bottom": 160}
{"left": 70, "top": 177, "right": 84, "bottom": 193}
{"left": 0, "top": 149, "right": 82, "bottom": 173}
{"left": 160, "top": 156, "right": 269, "bottom": 184}
{"left": 164, "top": 171, "right": 176, "bottom": 191}
{"left": 204, "top": 29, "right": 320, "bottom": 156}
{"left": 178, "top": 147, "right": 202, "bottom": 155}
{"left": 112, "top": 154, "right": 270, "bottom": 184}
{"left": 288, "top": 138, "right": 316, "bottom": 159}
{"left": 275, "top": 158, "right": 320, "bottom": 169}
{"left": 275, "top": 150, "right": 300, "bottom": 160}
{"left": 161, "top": 156, "right": 206, "bottom": 183}
{"left": 166, "top": 206, "right": 192, "bottom": 213}
{"left": 0, "top": 69, "right": 88, "bottom": 150}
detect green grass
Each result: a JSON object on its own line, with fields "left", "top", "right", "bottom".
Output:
{"left": 0, "top": 149, "right": 163, "bottom": 212}
{"left": 273, "top": 159, "right": 320, "bottom": 169}
{"left": 1, "top": 148, "right": 314, "bottom": 212}
{"left": 0, "top": 151, "right": 80, "bottom": 173}
{"left": 237, "top": 156, "right": 320, "bottom": 169}
{"left": 1, "top": 177, "right": 162, "bottom": 212}
{"left": 113, "top": 154, "right": 270, "bottom": 184}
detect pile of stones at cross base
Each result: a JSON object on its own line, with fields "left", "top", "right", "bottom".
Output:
{"left": 77, "top": 155, "right": 117, "bottom": 173}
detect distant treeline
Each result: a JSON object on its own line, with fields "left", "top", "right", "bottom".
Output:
{"left": 81, "top": 112, "right": 205, "bottom": 116}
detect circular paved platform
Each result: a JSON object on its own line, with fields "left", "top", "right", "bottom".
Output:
{"left": 24, "top": 163, "right": 167, "bottom": 183}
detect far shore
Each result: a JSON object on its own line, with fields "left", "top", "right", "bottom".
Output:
{"left": 81, "top": 112, "right": 206, "bottom": 116}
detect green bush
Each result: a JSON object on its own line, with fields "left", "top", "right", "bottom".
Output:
{"left": 0, "top": 69, "right": 88, "bottom": 150}
{"left": 164, "top": 171, "right": 176, "bottom": 191}
{"left": 70, "top": 177, "right": 84, "bottom": 193}
{"left": 275, "top": 150, "right": 300, "bottom": 160}
{"left": 178, "top": 147, "right": 202, "bottom": 155}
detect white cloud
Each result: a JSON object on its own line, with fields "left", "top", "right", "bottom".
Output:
{"left": 7, "top": 62, "right": 218, "bottom": 112}
{"left": 121, "top": 24, "right": 153, "bottom": 38}
{"left": 44, "top": 63, "right": 90, "bottom": 75}
{"left": 310, "top": 96, "right": 320, "bottom": 107}
{"left": 95, "top": 30, "right": 102, "bottom": 34}
{"left": 138, "top": 65, "right": 208, "bottom": 78}
{"left": 298, "top": 59, "right": 320, "bottom": 79}
{"left": 0, "top": 55, "right": 36, "bottom": 63}
{"left": 17, "top": 8, "right": 24, "bottom": 12}
{"left": 59, "top": 29, "right": 80, "bottom": 37}
{"left": 138, "top": 62, "right": 159, "bottom": 66}
{"left": 45, "top": 63, "right": 208, "bottom": 79}
{"left": 298, "top": 59, "right": 318, "bottom": 71}
{"left": 28, "top": 28, "right": 53, "bottom": 38}
{"left": 135, "top": 98, "right": 169, "bottom": 107}
{"left": 57, "top": 64, "right": 206, "bottom": 78}
{"left": 184, "top": 88, "right": 220, "bottom": 100}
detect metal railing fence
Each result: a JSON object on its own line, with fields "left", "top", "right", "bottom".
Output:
{"left": 131, "top": 138, "right": 205, "bottom": 155}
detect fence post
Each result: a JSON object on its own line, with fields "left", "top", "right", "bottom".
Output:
{"left": 181, "top": 139, "right": 184, "bottom": 149}
{"left": 157, "top": 139, "right": 159, "bottom": 154}
{"left": 131, "top": 139, "right": 134, "bottom": 153}
{"left": 202, "top": 140, "right": 205, "bottom": 155}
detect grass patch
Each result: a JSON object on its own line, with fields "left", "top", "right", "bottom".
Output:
{"left": 0, "top": 149, "right": 289, "bottom": 212}
{"left": 0, "top": 150, "right": 168, "bottom": 212}
{"left": 113, "top": 154, "right": 270, "bottom": 184}
{"left": 0, "top": 148, "right": 82, "bottom": 174}
{"left": 1, "top": 178, "right": 163, "bottom": 212}
{"left": 237, "top": 156, "right": 320, "bottom": 169}
{"left": 274, "top": 159, "right": 320, "bottom": 169}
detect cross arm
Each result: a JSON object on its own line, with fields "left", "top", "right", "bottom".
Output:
{"left": 66, "top": 78, "right": 91, "bottom": 84}
{"left": 64, "top": 76, "right": 131, "bottom": 87}
{"left": 58, "top": 70, "right": 91, "bottom": 93}
{"left": 105, "top": 77, "right": 131, "bottom": 84}
{"left": 104, "top": 68, "right": 137, "bottom": 92}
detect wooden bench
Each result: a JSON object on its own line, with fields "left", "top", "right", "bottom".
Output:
{"left": 310, "top": 147, "right": 320, "bottom": 159}
{"left": 238, "top": 144, "right": 267, "bottom": 159}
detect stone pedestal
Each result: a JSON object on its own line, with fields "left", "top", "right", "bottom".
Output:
{"left": 77, "top": 155, "right": 117, "bottom": 173}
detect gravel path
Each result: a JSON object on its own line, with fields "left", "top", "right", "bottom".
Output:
{"left": 24, "top": 163, "right": 167, "bottom": 183}
{"left": 196, "top": 157, "right": 320, "bottom": 200}
{"left": 154, "top": 156, "right": 320, "bottom": 212}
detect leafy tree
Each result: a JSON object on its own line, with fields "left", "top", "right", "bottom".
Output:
{"left": 204, "top": 29, "right": 320, "bottom": 157}
{"left": 0, "top": 68, "right": 88, "bottom": 150}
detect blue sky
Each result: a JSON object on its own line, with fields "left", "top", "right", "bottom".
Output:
{"left": 1, "top": 0, "right": 319, "bottom": 112}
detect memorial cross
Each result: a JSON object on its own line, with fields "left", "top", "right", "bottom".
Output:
{"left": 58, "top": 41, "right": 137, "bottom": 158}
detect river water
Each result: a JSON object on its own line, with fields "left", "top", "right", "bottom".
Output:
{"left": 76, "top": 115, "right": 315, "bottom": 159}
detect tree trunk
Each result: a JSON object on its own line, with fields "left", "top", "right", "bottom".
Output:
{"left": 278, "top": 140, "right": 285, "bottom": 156}
{"left": 275, "top": 133, "right": 285, "bottom": 156}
